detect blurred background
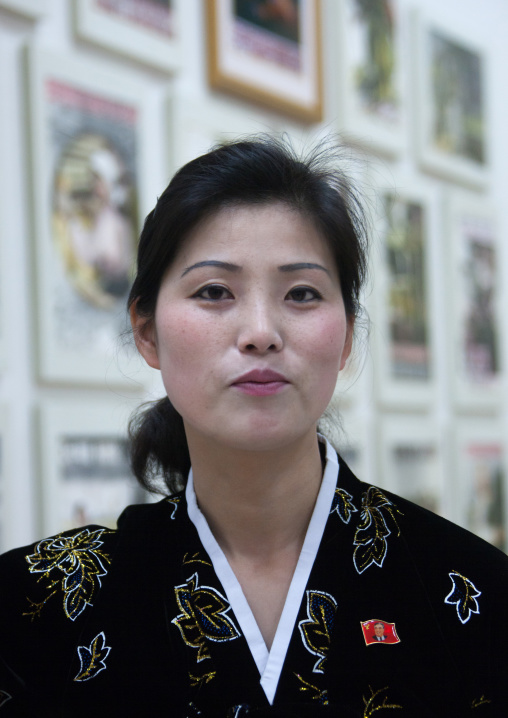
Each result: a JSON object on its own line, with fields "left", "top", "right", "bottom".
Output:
{"left": 0, "top": 0, "right": 506, "bottom": 552}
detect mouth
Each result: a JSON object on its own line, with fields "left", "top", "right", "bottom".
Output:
{"left": 231, "top": 369, "right": 290, "bottom": 396}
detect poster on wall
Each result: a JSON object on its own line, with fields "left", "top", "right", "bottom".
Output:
{"left": 446, "top": 194, "right": 501, "bottom": 411}
{"left": 413, "top": 11, "right": 488, "bottom": 188}
{"left": 336, "top": 0, "right": 405, "bottom": 156}
{"left": 75, "top": 0, "right": 180, "bottom": 72}
{"left": 38, "top": 401, "right": 146, "bottom": 537}
{"left": 27, "top": 47, "right": 151, "bottom": 386}
{"left": 372, "top": 184, "right": 435, "bottom": 408}
{"left": 207, "top": 0, "right": 323, "bottom": 122}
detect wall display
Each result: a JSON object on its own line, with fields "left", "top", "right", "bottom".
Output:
{"left": 27, "top": 47, "right": 150, "bottom": 386}
{"left": 206, "top": 0, "right": 323, "bottom": 122}
{"left": 379, "top": 415, "right": 446, "bottom": 518}
{"left": 446, "top": 194, "right": 501, "bottom": 411}
{"left": 413, "top": 11, "right": 488, "bottom": 188}
{"left": 0, "top": 0, "right": 49, "bottom": 16}
{"left": 336, "top": 0, "right": 405, "bottom": 156}
{"left": 372, "top": 182, "right": 436, "bottom": 409}
{"left": 75, "top": 0, "right": 180, "bottom": 72}
{"left": 38, "top": 401, "right": 146, "bottom": 537}
{"left": 454, "top": 420, "right": 506, "bottom": 552}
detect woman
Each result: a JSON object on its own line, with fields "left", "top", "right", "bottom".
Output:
{"left": 0, "top": 137, "right": 506, "bottom": 717}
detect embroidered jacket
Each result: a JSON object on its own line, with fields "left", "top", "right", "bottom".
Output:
{"left": 0, "top": 455, "right": 506, "bottom": 717}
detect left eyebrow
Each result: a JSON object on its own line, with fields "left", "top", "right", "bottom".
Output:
{"left": 278, "top": 262, "right": 331, "bottom": 276}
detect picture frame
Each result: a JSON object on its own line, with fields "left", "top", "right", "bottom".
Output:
{"left": 334, "top": 0, "right": 406, "bottom": 157}
{"left": 445, "top": 193, "right": 502, "bottom": 412}
{"left": 206, "top": 0, "right": 323, "bottom": 123}
{"left": 74, "top": 0, "right": 180, "bottom": 73}
{"left": 453, "top": 419, "right": 506, "bottom": 552}
{"left": 37, "top": 400, "right": 146, "bottom": 537}
{"left": 412, "top": 10, "right": 489, "bottom": 188}
{"left": 378, "top": 414, "right": 448, "bottom": 519}
{"left": 370, "top": 176, "right": 438, "bottom": 409}
{"left": 0, "top": 0, "right": 49, "bottom": 16}
{"left": 26, "top": 46, "right": 153, "bottom": 386}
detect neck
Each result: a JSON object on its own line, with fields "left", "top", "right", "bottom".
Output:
{"left": 187, "top": 432, "right": 324, "bottom": 562}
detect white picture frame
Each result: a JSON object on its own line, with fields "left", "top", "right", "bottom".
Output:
{"left": 37, "top": 400, "right": 146, "bottom": 537}
{"left": 0, "top": 0, "right": 49, "bottom": 16}
{"left": 453, "top": 419, "right": 506, "bottom": 553}
{"left": 445, "top": 193, "right": 502, "bottom": 412}
{"left": 74, "top": 0, "right": 180, "bottom": 73}
{"left": 378, "top": 414, "right": 447, "bottom": 519}
{"left": 412, "top": 10, "right": 489, "bottom": 189}
{"left": 26, "top": 45, "right": 152, "bottom": 387}
{"left": 370, "top": 176, "right": 437, "bottom": 409}
{"left": 334, "top": 0, "right": 406, "bottom": 157}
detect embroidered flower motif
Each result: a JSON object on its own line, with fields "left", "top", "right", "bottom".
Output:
{"left": 362, "top": 686, "right": 402, "bottom": 715}
{"left": 0, "top": 690, "right": 12, "bottom": 707}
{"left": 172, "top": 573, "right": 240, "bottom": 662}
{"left": 167, "top": 496, "right": 181, "bottom": 519}
{"left": 24, "top": 528, "right": 113, "bottom": 621}
{"left": 330, "top": 488, "right": 357, "bottom": 523}
{"left": 294, "top": 674, "right": 329, "bottom": 705}
{"left": 74, "top": 632, "right": 111, "bottom": 682}
{"left": 298, "top": 590, "right": 338, "bottom": 674}
{"left": 353, "top": 488, "right": 401, "bottom": 574}
{"left": 444, "top": 571, "right": 481, "bottom": 624}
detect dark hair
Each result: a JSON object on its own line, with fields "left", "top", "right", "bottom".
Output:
{"left": 128, "top": 135, "right": 368, "bottom": 494}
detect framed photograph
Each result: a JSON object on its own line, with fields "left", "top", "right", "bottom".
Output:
{"left": 206, "top": 0, "right": 323, "bottom": 123}
{"left": 454, "top": 420, "right": 506, "bottom": 552}
{"left": 413, "top": 11, "right": 488, "bottom": 188}
{"left": 371, "top": 179, "right": 437, "bottom": 409}
{"left": 446, "top": 194, "right": 501, "bottom": 412}
{"left": 74, "top": 0, "right": 180, "bottom": 73}
{"left": 37, "top": 400, "right": 146, "bottom": 537}
{"left": 0, "top": 0, "right": 49, "bottom": 16}
{"left": 378, "top": 414, "right": 447, "bottom": 519}
{"left": 335, "top": 0, "right": 406, "bottom": 157}
{"left": 27, "top": 46, "right": 152, "bottom": 386}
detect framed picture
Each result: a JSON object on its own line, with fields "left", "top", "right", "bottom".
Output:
{"left": 454, "top": 420, "right": 506, "bottom": 552}
{"left": 27, "top": 46, "right": 152, "bottom": 386}
{"left": 413, "top": 11, "right": 488, "bottom": 188}
{"left": 371, "top": 179, "right": 437, "bottom": 409}
{"left": 446, "top": 194, "right": 501, "bottom": 412}
{"left": 206, "top": 0, "right": 323, "bottom": 123}
{"left": 378, "top": 414, "right": 447, "bottom": 519}
{"left": 0, "top": 0, "right": 49, "bottom": 16}
{"left": 37, "top": 400, "right": 146, "bottom": 537}
{"left": 74, "top": 0, "right": 180, "bottom": 73}
{"left": 335, "top": 0, "right": 406, "bottom": 157}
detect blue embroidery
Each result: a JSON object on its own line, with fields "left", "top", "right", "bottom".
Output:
{"left": 299, "top": 590, "right": 338, "bottom": 673}
{"left": 74, "top": 632, "right": 111, "bottom": 682}
{"left": 330, "top": 488, "right": 357, "bottom": 523}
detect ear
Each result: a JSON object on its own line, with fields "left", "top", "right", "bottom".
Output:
{"left": 339, "top": 316, "right": 355, "bottom": 371}
{"left": 130, "top": 302, "right": 161, "bottom": 370}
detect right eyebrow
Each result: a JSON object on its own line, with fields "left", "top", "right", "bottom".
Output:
{"left": 181, "top": 260, "right": 242, "bottom": 277}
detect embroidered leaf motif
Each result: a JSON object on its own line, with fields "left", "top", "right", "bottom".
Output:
{"left": 74, "top": 632, "right": 111, "bottom": 682}
{"left": 444, "top": 571, "right": 481, "bottom": 624}
{"left": 0, "top": 690, "right": 12, "bottom": 707}
{"left": 298, "top": 590, "right": 338, "bottom": 673}
{"left": 24, "top": 528, "right": 112, "bottom": 621}
{"left": 472, "top": 695, "right": 491, "bottom": 708}
{"left": 294, "top": 673, "right": 329, "bottom": 705}
{"left": 353, "top": 488, "right": 401, "bottom": 574}
{"left": 363, "top": 686, "right": 402, "bottom": 715}
{"left": 166, "top": 496, "right": 181, "bottom": 519}
{"left": 172, "top": 573, "right": 240, "bottom": 662}
{"left": 330, "top": 488, "right": 357, "bottom": 524}
{"left": 189, "top": 671, "right": 216, "bottom": 688}
{"left": 183, "top": 552, "right": 213, "bottom": 567}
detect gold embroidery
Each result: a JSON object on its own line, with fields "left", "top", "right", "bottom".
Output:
{"left": 363, "top": 686, "right": 402, "bottom": 715}
{"left": 330, "top": 488, "right": 357, "bottom": 523}
{"left": 445, "top": 571, "right": 481, "bottom": 624}
{"left": 24, "top": 528, "right": 113, "bottom": 621}
{"left": 354, "top": 488, "right": 402, "bottom": 573}
{"left": 183, "top": 552, "right": 213, "bottom": 567}
{"left": 294, "top": 673, "right": 329, "bottom": 705}
{"left": 189, "top": 671, "right": 216, "bottom": 688}
{"left": 74, "top": 631, "right": 111, "bottom": 682}
{"left": 298, "top": 590, "right": 337, "bottom": 673}
{"left": 172, "top": 573, "right": 240, "bottom": 662}
{"left": 472, "top": 695, "right": 491, "bottom": 708}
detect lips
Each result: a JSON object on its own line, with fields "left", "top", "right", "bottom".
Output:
{"left": 231, "top": 369, "right": 290, "bottom": 396}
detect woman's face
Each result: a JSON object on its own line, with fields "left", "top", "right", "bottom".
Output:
{"left": 133, "top": 203, "right": 353, "bottom": 455}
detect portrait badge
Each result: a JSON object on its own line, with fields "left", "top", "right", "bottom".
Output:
{"left": 361, "top": 619, "right": 400, "bottom": 646}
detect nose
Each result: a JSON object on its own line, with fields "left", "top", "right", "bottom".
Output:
{"left": 237, "top": 299, "right": 283, "bottom": 354}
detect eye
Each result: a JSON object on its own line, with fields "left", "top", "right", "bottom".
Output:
{"left": 286, "top": 286, "right": 323, "bottom": 303}
{"left": 192, "top": 284, "right": 233, "bottom": 301}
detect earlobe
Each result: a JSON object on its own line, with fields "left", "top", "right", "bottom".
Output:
{"left": 129, "top": 303, "right": 161, "bottom": 370}
{"left": 339, "top": 317, "right": 355, "bottom": 371}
